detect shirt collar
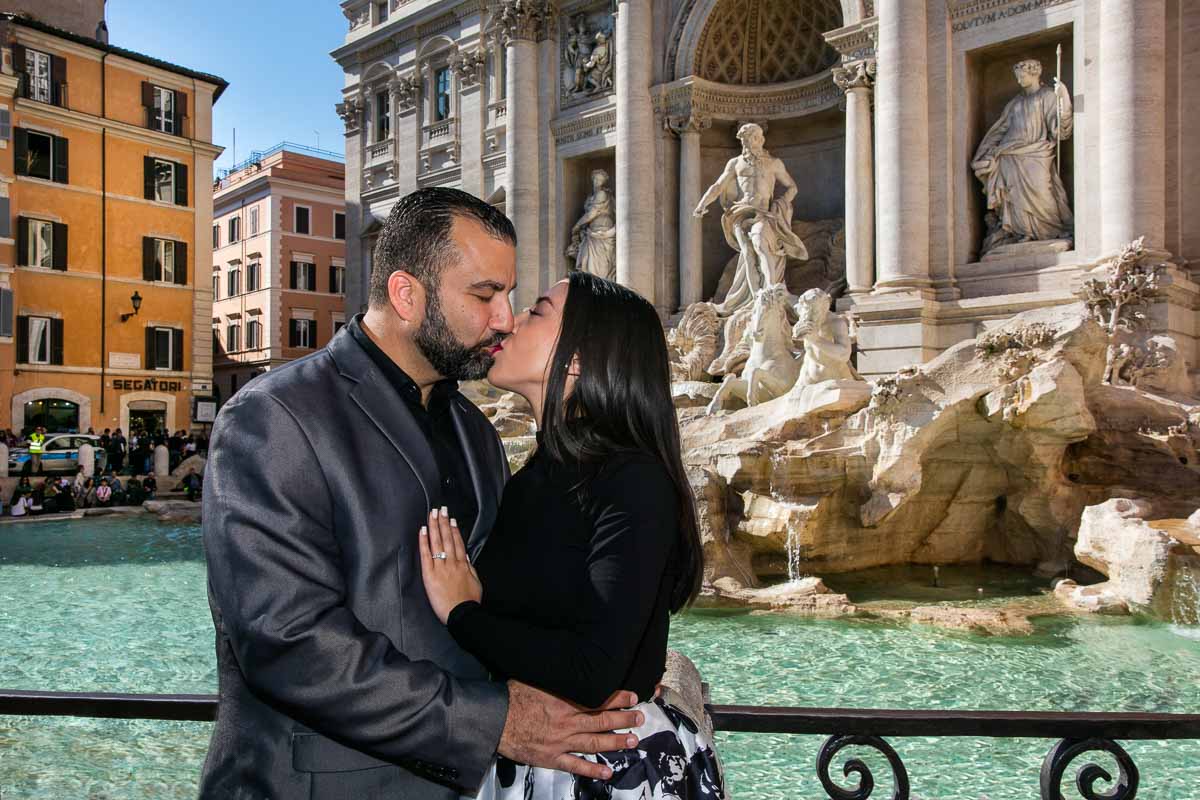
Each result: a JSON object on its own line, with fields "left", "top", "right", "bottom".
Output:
{"left": 346, "top": 313, "right": 458, "bottom": 413}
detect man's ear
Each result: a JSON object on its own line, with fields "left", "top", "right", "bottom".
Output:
{"left": 387, "top": 270, "right": 425, "bottom": 324}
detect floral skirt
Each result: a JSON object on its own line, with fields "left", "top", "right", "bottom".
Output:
{"left": 469, "top": 697, "right": 726, "bottom": 800}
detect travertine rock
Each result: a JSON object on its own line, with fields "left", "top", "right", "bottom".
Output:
{"left": 910, "top": 605, "right": 1034, "bottom": 636}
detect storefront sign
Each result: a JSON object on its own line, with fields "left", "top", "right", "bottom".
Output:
{"left": 109, "top": 352, "right": 141, "bottom": 369}
{"left": 113, "top": 379, "right": 185, "bottom": 392}
{"left": 193, "top": 398, "right": 218, "bottom": 424}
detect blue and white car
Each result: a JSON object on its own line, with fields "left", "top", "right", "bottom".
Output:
{"left": 7, "top": 434, "right": 107, "bottom": 474}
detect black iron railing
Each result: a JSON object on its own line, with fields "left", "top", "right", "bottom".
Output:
{"left": 3, "top": 689, "right": 1198, "bottom": 799}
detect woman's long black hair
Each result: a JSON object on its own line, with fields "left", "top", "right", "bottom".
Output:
{"left": 537, "top": 270, "right": 703, "bottom": 612}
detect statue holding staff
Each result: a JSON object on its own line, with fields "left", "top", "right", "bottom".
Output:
{"left": 971, "top": 57, "right": 1074, "bottom": 255}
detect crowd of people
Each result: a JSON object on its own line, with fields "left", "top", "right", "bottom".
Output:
{"left": 2, "top": 425, "right": 208, "bottom": 518}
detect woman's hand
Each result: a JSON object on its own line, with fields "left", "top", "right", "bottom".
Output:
{"left": 418, "top": 506, "right": 483, "bottom": 625}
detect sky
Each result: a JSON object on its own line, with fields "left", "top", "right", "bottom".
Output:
{"left": 106, "top": 0, "right": 349, "bottom": 174}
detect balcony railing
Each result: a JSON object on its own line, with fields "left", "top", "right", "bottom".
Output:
{"left": 366, "top": 138, "right": 394, "bottom": 165}
{"left": 2, "top": 689, "right": 1197, "bottom": 799}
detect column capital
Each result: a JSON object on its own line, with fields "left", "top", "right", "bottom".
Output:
{"left": 498, "top": 0, "right": 557, "bottom": 45}
{"left": 335, "top": 95, "right": 363, "bottom": 133}
{"left": 667, "top": 113, "right": 712, "bottom": 136}
{"left": 450, "top": 48, "right": 488, "bottom": 87}
{"left": 389, "top": 71, "right": 421, "bottom": 113}
{"left": 832, "top": 59, "right": 877, "bottom": 93}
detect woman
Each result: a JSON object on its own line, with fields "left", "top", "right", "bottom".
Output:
{"left": 565, "top": 169, "right": 616, "bottom": 281}
{"left": 419, "top": 271, "right": 724, "bottom": 799}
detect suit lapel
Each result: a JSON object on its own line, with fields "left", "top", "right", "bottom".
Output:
{"left": 449, "top": 398, "right": 500, "bottom": 561}
{"left": 348, "top": 369, "right": 441, "bottom": 511}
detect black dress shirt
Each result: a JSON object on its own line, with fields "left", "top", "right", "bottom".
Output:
{"left": 447, "top": 440, "right": 680, "bottom": 708}
{"left": 347, "top": 315, "right": 479, "bottom": 538}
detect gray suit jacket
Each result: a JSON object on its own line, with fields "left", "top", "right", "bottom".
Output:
{"left": 199, "top": 325, "right": 510, "bottom": 799}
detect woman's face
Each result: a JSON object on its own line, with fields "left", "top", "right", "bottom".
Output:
{"left": 488, "top": 279, "right": 570, "bottom": 397}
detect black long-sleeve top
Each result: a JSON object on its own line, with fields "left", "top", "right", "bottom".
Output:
{"left": 447, "top": 443, "right": 680, "bottom": 708}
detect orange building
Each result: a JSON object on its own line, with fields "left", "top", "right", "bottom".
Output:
{"left": 0, "top": 12, "right": 227, "bottom": 436}
{"left": 211, "top": 143, "right": 346, "bottom": 404}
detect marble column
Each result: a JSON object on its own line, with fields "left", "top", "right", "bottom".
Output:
{"left": 1099, "top": 0, "right": 1166, "bottom": 253}
{"left": 873, "top": 0, "right": 929, "bottom": 291}
{"left": 833, "top": 60, "right": 876, "bottom": 295}
{"left": 501, "top": 1, "right": 548, "bottom": 310}
{"left": 615, "top": 0, "right": 656, "bottom": 301}
{"left": 670, "top": 114, "right": 711, "bottom": 308}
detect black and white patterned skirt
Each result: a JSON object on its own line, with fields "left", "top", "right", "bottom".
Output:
{"left": 468, "top": 697, "right": 726, "bottom": 799}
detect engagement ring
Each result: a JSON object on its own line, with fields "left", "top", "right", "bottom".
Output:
{"left": 432, "top": 552, "right": 448, "bottom": 560}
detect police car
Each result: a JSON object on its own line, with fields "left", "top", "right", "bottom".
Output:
{"left": 7, "top": 434, "right": 106, "bottom": 474}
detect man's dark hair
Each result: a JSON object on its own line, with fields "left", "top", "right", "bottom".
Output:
{"left": 369, "top": 187, "right": 516, "bottom": 308}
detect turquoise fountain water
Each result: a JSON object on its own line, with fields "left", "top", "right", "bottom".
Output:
{"left": 1, "top": 517, "right": 1198, "bottom": 799}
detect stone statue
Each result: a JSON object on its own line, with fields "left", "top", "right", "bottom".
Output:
{"left": 694, "top": 123, "right": 808, "bottom": 315}
{"left": 564, "top": 15, "right": 594, "bottom": 94}
{"left": 791, "top": 288, "right": 856, "bottom": 387}
{"left": 707, "top": 284, "right": 801, "bottom": 412}
{"left": 971, "top": 58, "right": 1074, "bottom": 256}
{"left": 566, "top": 169, "right": 616, "bottom": 280}
{"left": 582, "top": 31, "right": 613, "bottom": 94}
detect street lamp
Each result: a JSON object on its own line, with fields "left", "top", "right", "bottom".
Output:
{"left": 120, "top": 291, "right": 143, "bottom": 322}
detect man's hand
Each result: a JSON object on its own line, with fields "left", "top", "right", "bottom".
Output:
{"left": 498, "top": 682, "right": 644, "bottom": 781}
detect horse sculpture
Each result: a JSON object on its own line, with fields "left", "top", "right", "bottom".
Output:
{"left": 707, "top": 284, "right": 801, "bottom": 412}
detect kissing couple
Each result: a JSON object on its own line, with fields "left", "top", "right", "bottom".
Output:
{"left": 200, "top": 187, "right": 726, "bottom": 799}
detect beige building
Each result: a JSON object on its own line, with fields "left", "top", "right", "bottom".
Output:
{"left": 332, "top": 0, "right": 1199, "bottom": 385}
{"left": 211, "top": 143, "right": 347, "bottom": 404}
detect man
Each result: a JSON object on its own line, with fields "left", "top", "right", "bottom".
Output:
{"left": 971, "top": 58, "right": 1073, "bottom": 255}
{"left": 201, "top": 188, "right": 644, "bottom": 799}
{"left": 28, "top": 426, "right": 45, "bottom": 475}
{"left": 694, "top": 122, "right": 807, "bottom": 314}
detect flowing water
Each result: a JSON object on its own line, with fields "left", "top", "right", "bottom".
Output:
{"left": 1, "top": 517, "right": 1198, "bottom": 799}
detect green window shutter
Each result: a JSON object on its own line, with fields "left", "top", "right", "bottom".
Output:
{"left": 52, "top": 135, "right": 68, "bottom": 184}
{"left": 174, "top": 241, "right": 188, "bottom": 285}
{"left": 289, "top": 320, "right": 298, "bottom": 347}
{"left": 50, "top": 55, "right": 66, "bottom": 107}
{"left": 142, "top": 237, "right": 156, "bottom": 281}
{"left": 310, "top": 319, "right": 318, "bottom": 347}
{"left": 50, "top": 318, "right": 63, "bottom": 364}
{"left": 307, "top": 264, "right": 316, "bottom": 292}
{"left": 141, "top": 81, "right": 154, "bottom": 128}
{"left": 0, "top": 197, "right": 10, "bottom": 239}
{"left": 14, "top": 128, "right": 28, "bottom": 177}
{"left": 290, "top": 261, "right": 298, "bottom": 289}
{"left": 172, "top": 328, "right": 184, "bottom": 371}
{"left": 143, "top": 156, "right": 155, "bottom": 200}
{"left": 16, "top": 216, "right": 28, "bottom": 266}
{"left": 328, "top": 265, "right": 336, "bottom": 293}
{"left": 174, "top": 91, "right": 188, "bottom": 137}
{"left": 51, "top": 222, "right": 67, "bottom": 270}
{"left": 16, "top": 315, "right": 29, "bottom": 361}
{"left": 145, "top": 327, "right": 157, "bottom": 368}
{"left": 174, "top": 163, "right": 188, "bottom": 206}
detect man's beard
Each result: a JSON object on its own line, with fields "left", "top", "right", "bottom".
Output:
{"left": 415, "top": 290, "right": 502, "bottom": 381}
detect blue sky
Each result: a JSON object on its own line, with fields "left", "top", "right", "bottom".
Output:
{"left": 107, "top": 0, "right": 348, "bottom": 173}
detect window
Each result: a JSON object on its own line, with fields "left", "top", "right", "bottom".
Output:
{"left": 290, "top": 318, "right": 316, "bottom": 348}
{"left": 333, "top": 318, "right": 346, "bottom": 335}
{"left": 28, "top": 316, "right": 51, "bottom": 363}
{"left": 17, "top": 315, "right": 64, "bottom": 365}
{"left": 25, "top": 219, "right": 53, "bottom": 268}
{"left": 146, "top": 326, "right": 183, "bottom": 371}
{"left": 158, "top": 239, "right": 176, "bottom": 283}
{"left": 15, "top": 129, "right": 68, "bottom": 183}
{"left": 375, "top": 90, "right": 390, "bottom": 143}
{"left": 246, "top": 319, "right": 262, "bottom": 350}
{"left": 334, "top": 212, "right": 346, "bottom": 240}
{"left": 142, "top": 82, "right": 186, "bottom": 136}
{"left": 290, "top": 260, "right": 316, "bottom": 291}
{"left": 0, "top": 107, "right": 11, "bottom": 141}
{"left": 226, "top": 322, "right": 241, "bottom": 352}
{"left": 0, "top": 287, "right": 13, "bottom": 338}
{"left": 212, "top": 273, "right": 220, "bottom": 299}
{"left": 144, "top": 157, "right": 188, "bottom": 206}
{"left": 435, "top": 67, "right": 451, "bottom": 122}
{"left": 249, "top": 206, "right": 259, "bottom": 236}
{"left": 294, "top": 206, "right": 310, "bottom": 235}
{"left": 228, "top": 216, "right": 240, "bottom": 244}
{"left": 142, "top": 237, "right": 187, "bottom": 284}
{"left": 376, "top": 0, "right": 388, "bottom": 23}
{"left": 246, "top": 261, "right": 261, "bottom": 292}
{"left": 153, "top": 87, "right": 174, "bottom": 133}
{"left": 22, "top": 48, "right": 53, "bottom": 104}
{"left": 227, "top": 267, "right": 241, "bottom": 297}
{"left": 329, "top": 264, "right": 345, "bottom": 295}
{"left": 212, "top": 224, "right": 219, "bottom": 248}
